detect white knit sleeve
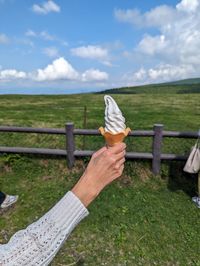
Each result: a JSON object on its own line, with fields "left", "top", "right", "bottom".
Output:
{"left": 0, "top": 191, "right": 89, "bottom": 266}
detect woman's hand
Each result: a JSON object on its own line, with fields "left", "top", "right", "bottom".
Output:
{"left": 71, "top": 143, "right": 126, "bottom": 207}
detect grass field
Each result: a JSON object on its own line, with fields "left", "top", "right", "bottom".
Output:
{"left": 0, "top": 93, "right": 200, "bottom": 265}
{"left": 99, "top": 80, "right": 200, "bottom": 94}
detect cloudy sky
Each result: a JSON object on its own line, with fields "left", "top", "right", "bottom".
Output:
{"left": 0, "top": 0, "right": 200, "bottom": 94}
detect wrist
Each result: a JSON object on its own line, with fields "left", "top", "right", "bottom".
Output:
{"left": 71, "top": 175, "right": 101, "bottom": 207}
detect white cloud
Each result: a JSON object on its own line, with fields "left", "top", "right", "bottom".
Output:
{"left": 71, "top": 45, "right": 108, "bottom": 60}
{"left": 132, "top": 68, "right": 147, "bottom": 82}
{"left": 0, "top": 69, "right": 27, "bottom": 82}
{"left": 176, "top": 0, "right": 199, "bottom": 13}
{"left": 40, "top": 31, "right": 55, "bottom": 40}
{"left": 25, "top": 30, "right": 37, "bottom": 37}
{"left": 144, "top": 6, "right": 176, "bottom": 28}
{"left": 82, "top": 69, "right": 109, "bottom": 82}
{"left": 135, "top": 2, "right": 200, "bottom": 67}
{"left": 32, "top": 0, "right": 60, "bottom": 15}
{"left": 138, "top": 35, "right": 168, "bottom": 56}
{"left": 148, "top": 64, "right": 195, "bottom": 81}
{"left": 114, "top": 5, "right": 176, "bottom": 28}
{"left": 33, "top": 57, "right": 79, "bottom": 81}
{"left": 26, "top": 30, "right": 55, "bottom": 41}
{"left": 116, "top": 0, "right": 200, "bottom": 84}
{"left": 0, "top": 57, "right": 109, "bottom": 84}
{"left": 25, "top": 30, "right": 69, "bottom": 47}
{"left": 101, "top": 61, "right": 114, "bottom": 67}
{"left": 43, "top": 47, "right": 59, "bottom": 58}
{"left": 22, "top": 39, "right": 34, "bottom": 47}
{"left": 0, "top": 33, "right": 9, "bottom": 44}
{"left": 114, "top": 8, "right": 143, "bottom": 26}
{"left": 124, "top": 64, "right": 196, "bottom": 85}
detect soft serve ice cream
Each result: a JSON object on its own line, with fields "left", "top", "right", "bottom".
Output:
{"left": 99, "top": 95, "right": 131, "bottom": 146}
{"left": 104, "top": 95, "right": 126, "bottom": 134}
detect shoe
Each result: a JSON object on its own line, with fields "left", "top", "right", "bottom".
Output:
{"left": 192, "top": 196, "right": 200, "bottom": 208}
{"left": 0, "top": 195, "right": 19, "bottom": 209}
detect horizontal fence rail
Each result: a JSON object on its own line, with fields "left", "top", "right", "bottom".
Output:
{"left": 0, "top": 126, "right": 198, "bottom": 137}
{"left": 0, "top": 124, "right": 199, "bottom": 175}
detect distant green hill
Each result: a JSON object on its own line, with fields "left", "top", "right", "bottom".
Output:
{"left": 99, "top": 78, "right": 200, "bottom": 94}
{"left": 168, "top": 77, "right": 200, "bottom": 85}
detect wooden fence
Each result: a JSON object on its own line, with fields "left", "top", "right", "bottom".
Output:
{"left": 0, "top": 123, "right": 198, "bottom": 175}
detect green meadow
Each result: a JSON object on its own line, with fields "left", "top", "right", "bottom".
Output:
{"left": 0, "top": 92, "right": 200, "bottom": 265}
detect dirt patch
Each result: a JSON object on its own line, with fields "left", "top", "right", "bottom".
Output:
{"left": 42, "top": 175, "right": 54, "bottom": 181}
{"left": 136, "top": 167, "right": 152, "bottom": 181}
{"left": 40, "top": 159, "right": 49, "bottom": 168}
{"left": 118, "top": 174, "right": 133, "bottom": 187}
{"left": 70, "top": 160, "right": 86, "bottom": 175}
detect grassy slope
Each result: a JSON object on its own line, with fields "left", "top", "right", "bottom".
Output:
{"left": 0, "top": 93, "right": 200, "bottom": 265}
{"left": 99, "top": 83, "right": 200, "bottom": 94}
{"left": 168, "top": 77, "right": 200, "bottom": 85}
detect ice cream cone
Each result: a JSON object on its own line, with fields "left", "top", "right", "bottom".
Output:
{"left": 99, "top": 127, "right": 131, "bottom": 147}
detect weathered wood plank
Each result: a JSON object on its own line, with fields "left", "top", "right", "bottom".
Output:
{"left": 0, "top": 124, "right": 197, "bottom": 174}
{"left": 0, "top": 146, "right": 66, "bottom": 155}
{"left": 66, "top": 123, "right": 75, "bottom": 169}
{"left": 163, "top": 131, "right": 199, "bottom": 138}
{"left": 0, "top": 126, "right": 198, "bottom": 138}
{"left": 152, "top": 124, "right": 163, "bottom": 175}
{"left": 126, "top": 152, "right": 153, "bottom": 159}
{"left": 161, "top": 154, "right": 187, "bottom": 160}
{"left": 0, "top": 126, "right": 65, "bottom": 134}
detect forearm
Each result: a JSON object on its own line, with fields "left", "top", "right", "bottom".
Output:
{"left": 0, "top": 191, "right": 88, "bottom": 266}
{"left": 71, "top": 143, "right": 126, "bottom": 208}
{"left": 71, "top": 173, "right": 102, "bottom": 207}
{"left": 0, "top": 143, "right": 126, "bottom": 265}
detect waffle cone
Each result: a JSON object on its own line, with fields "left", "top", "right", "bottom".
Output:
{"left": 99, "top": 127, "right": 131, "bottom": 147}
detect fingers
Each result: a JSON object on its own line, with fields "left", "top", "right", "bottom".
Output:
{"left": 109, "top": 143, "right": 126, "bottom": 154}
{"left": 92, "top": 146, "right": 107, "bottom": 159}
{"left": 117, "top": 157, "right": 126, "bottom": 167}
{"left": 119, "top": 164, "right": 124, "bottom": 174}
{"left": 109, "top": 143, "right": 126, "bottom": 163}
{"left": 114, "top": 150, "right": 126, "bottom": 162}
{"left": 102, "top": 143, "right": 126, "bottom": 167}
{"left": 114, "top": 157, "right": 125, "bottom": 171}
{"left": 114, "top": 163, "right": 124, "bottom": 178}
{"left": 120, "top": 164, "right": 124, "bottom": 172}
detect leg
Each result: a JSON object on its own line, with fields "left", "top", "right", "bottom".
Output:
{"left": 0, "top": 191, "right": 6, "bottom": 205}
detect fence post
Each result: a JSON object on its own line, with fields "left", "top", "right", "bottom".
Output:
{"left": 152, "top": 124, "right": 163, "bottom": 175}
{"left": 66, "top": 122, "right": 75, "bottom": 169}
{"left": 82, "top": 106, "right": 87, "bottom": 149}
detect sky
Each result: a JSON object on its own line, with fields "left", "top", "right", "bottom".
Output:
{"left": 0, "top": 0, "right": 200, "bottom": 94}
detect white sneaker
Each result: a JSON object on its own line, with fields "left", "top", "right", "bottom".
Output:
{"left": 0, "top": 195, "right": 19, "bottom": 209}
{"left": 192, "top": 196, "right": 200, "bottom": 208}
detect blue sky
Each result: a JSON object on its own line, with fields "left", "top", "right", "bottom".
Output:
{"left": 0, "top": 0, "right": 200, "bottom": 94}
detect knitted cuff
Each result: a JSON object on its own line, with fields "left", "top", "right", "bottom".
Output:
{"left": 48, "top": 191, "right": 89, "bottom": 230}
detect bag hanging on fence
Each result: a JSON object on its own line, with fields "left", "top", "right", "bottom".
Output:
{"left": 184, "top": 133, "right": 200, "bottom": 174}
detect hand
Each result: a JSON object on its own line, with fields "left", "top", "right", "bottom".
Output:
{"left": 71, "top": 143, "right": 126, "bottom": 207}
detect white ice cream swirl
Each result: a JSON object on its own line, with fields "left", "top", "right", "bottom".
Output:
{"left": 104, "top": 95, "right": 126, "bottom": 134}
